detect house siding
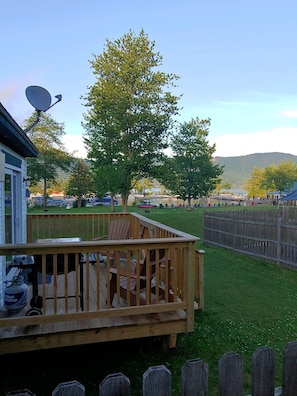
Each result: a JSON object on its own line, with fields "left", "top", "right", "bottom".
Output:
{"left": 0, "top": 173, "right": 4, "bottom": 306}
{"left": 0, "top": 143, "right": 28, "bottom": 308}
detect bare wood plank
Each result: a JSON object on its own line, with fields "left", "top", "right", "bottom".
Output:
{"left": 181, "top": 358, "right": 208, "bottom": 396}
{"left": 218, "top": 352, "right": 243, "bottom": 396}
{"left": 0, "top": 319, "right": 187, "bottom": 354}
{"left": 282, "top": 340, "right": 297, "bottom": 396}
{"left": 252, "top": 346, "right": 275, "bottom": 396}
{"left": 99, "top": 373, "right": 130, "bottom": 396}
{"left": 143, "top": 365, "right": 171, "bottom": 396}
{"left": 52, "top": 380, "right": 85, "bottom": 396}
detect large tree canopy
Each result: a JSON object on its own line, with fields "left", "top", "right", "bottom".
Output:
{"left": 160, "top": 117, "right": 224, "bottom": 209}
{"left": 25, "top": 112, "right": 73, "bottom": 206}
{"left": 82, "top": 29, "right": 181, "bottom": 212}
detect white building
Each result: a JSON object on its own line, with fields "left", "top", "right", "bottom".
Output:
{"left": 0, "top": 103, "right": 38, "bottom": 307}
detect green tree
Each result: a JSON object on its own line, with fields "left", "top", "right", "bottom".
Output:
{"left": 50, "top": 176, "right": 68, "bottom": 195}
{"left": 82, "top": 29, "right": 181, "bottom": 212}
{"left": 261, "top": 161, "right": 297, "bottom": 197}
{"left": 161, "top": 117, "right": 224, "bottom": 210}
{"left": 243, "top": 166, "right": 267, "bottom": 198}
{"left": 25, "top": 112, "right": 73, "bottom": 207}
{"left": 214, "top": 181, "right": 232, "bottom": 194}
{"left": 133, "top": 178, "right": 154, "bottom": 195}
{"left": 65, "top": 159, "right": 94, "bottom": 207}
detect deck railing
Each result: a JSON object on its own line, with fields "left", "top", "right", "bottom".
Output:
{"left": 0, "top": 213, "right": 203, "bottom": 333}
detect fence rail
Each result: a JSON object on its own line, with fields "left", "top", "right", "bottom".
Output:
{"left": 7, "top": 340, "right": 297, "bottom": 395}
{"left": 204, "top": 207, "right": 297, "bottom": 268}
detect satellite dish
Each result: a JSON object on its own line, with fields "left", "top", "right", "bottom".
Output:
{"left": 25, "top": 86, "right": 52, "bottom": 111}
{"left": 24, "top": 85, "right": 62, "bottom": 133}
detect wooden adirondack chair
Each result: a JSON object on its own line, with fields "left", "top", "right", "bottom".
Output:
{"left": 108, "top": 249, "right": 174, "bottom": 306}
{"left": 92, "top": 219, "right": 130, "bottom": 258}
{"left": 93, "top": 219, "right": 130, "bottom": 241}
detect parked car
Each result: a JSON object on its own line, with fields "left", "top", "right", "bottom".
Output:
{"left": 87, "top": 196, "right": 119, "bottom": 206}
{"left": 137, "top": 203, "right": 155, "bottom": 209}
{"left": 103, "top": 196, "right": 118, "bottom": 205}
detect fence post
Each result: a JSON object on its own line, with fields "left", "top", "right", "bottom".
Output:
{"left": 232, "top": 214, "right": 237, "bottom": 250}
{"left": 276, "top": 209, "right": 283, "bottom": 265}
{"left": 282, "top": 340, "right": 297, "bottom": 396}
{"left": 252, "top": 346, "right": 275, "bottom": 396}
{"left": 26, "top": 215, "right": 32, "bottom": 242}
{"left": 195, "top": 250, "right": 205, "bottom": 310}
{"left": 218, "top": 352, "right": 243, "bottom": 396}
{"left": 52, "top": 380, "right": 85, "bottom": 396}
{"left": 6, "top": 391, "right": 35, "bottom": 396}
{"left": 143, "top": 365, "right": 171, "bottom": 396}
{"left": 181, "top": 358, "right": 208, "bottom": 395}
{"left": 99, "top": 373, "right": 130, "bottom": 396}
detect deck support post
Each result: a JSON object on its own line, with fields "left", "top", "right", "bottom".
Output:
{"left": 162, "top": 333, "right": 177, "bottom": 352}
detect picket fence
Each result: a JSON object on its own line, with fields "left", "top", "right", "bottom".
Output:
{"left": 7, "top": 340, "right": 297, "bottom": 396}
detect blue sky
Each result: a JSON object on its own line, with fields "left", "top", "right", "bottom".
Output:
{"left": 1, "top": 0, "right": 297, "bottom": 158}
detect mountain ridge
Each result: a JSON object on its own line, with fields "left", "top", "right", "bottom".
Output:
{"left": 213, "top": 152, "right": 297, "bottom": 188}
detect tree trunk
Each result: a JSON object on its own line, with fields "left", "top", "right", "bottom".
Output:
{"left": 43, "top": 178, "right": 47, "bottom": 208}
{"left": 122, "top": 193, "right": 128, "bottom": 213}
{"left": 110, "top": 196, "right": 115, "bottom": 213}
{"left": 187, "top": 197, "right": 192, "bottom": 211}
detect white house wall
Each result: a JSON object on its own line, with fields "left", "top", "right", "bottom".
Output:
{"left": 0, "top": 142, "right": 28, "bottom": 308}
{"left": 0, "top": 162, "right": 4, "bottom": 306}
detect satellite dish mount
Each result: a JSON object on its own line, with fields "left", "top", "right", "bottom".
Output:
{"left": 24, "top": 86, "right": 62, "bottom": 133}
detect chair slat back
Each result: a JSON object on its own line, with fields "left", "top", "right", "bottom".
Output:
{"left": 108, "top": 220, "right": 130, "bottom": 240}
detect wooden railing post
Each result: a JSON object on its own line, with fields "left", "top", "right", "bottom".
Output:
{"left": 186, "top": 242, "right": 196, "bottom": 332}
{"left": 27, "top": 215, "right": 32, "bottom": 243}
{"left": 195, "top": 249, "right": 205, "bottom": 310}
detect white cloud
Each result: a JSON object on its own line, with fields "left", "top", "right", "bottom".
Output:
{"left": 62, "top": 126, "right": 297, "bottom": 160}
{"left": 210, "top": 127, "right": 297, "bottom": 157}
{"left": 62, "top": 135, "right": 87, "bottom": 158}
{"left": 280, "top": 110, "right": 297, "bottom": 118}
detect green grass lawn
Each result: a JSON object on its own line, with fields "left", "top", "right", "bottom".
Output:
{"left": 27, "top": 204, "right": 296, "bottom": 395}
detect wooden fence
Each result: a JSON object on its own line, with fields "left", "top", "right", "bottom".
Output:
{"left": 204, "top": 207, "right": 297, "bottom": 268}
{"left": 7, "top": 340, "right": 297, "bottom": 395}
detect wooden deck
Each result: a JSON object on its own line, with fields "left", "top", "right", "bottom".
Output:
{"left": 0, "top": 257, "right": 189, "bottom": 355}
{"left": 0, "top": 213, "right": 203, "bottom": 356}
